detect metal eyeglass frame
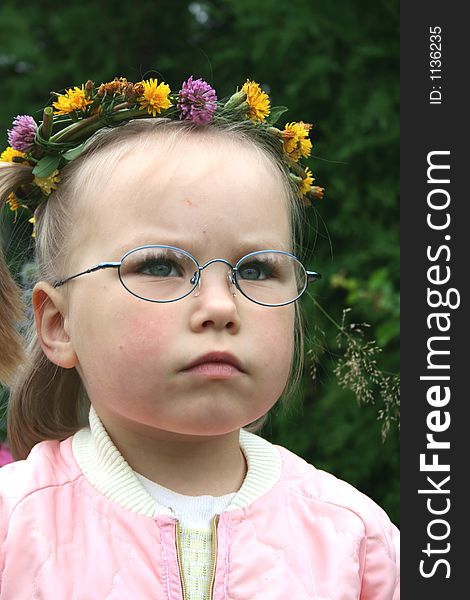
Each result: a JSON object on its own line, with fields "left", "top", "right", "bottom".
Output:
{"left": 53, "top": 244, "right": 322, "bottom": 307}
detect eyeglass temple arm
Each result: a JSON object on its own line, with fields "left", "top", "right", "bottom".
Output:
{"left": 306, "top": 270, "right": 322, "bottom": 284}
{"left": 53, "top": 262, "right": 121, "bottom": 288}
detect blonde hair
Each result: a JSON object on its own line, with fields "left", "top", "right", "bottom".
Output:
{"left": 0, "top": 118, "right": 308, "bottom": 459}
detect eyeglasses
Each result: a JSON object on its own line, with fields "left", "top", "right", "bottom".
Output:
{"left": 53, "top": 245, "right": 321, "bottom": 307}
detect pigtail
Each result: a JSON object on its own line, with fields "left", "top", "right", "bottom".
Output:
{"left": 0, "top": 247, "right": 24, "bottom": 383}
{"left": 7, "top": 337, "right": 85, "bottom": 460}
{"left": 0, "top": 162, "right": 34, "bottom": 384}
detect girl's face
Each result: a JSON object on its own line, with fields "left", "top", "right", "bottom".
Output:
{"left": 63, "top": 134, "right": 295, "bottom": 440}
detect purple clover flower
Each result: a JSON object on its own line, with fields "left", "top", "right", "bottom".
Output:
{"left": 7, "top": 115, "right": 37, "bottom": 152}
{"left": 177, "top": 77, "right": 217, "bottom": 125}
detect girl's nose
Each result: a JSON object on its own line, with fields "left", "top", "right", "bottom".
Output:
{"left": 193, "top": 268, "right": 236, "bottom": 298}
{"left": 189, "top": 266, "right": 241, "bottom": 332}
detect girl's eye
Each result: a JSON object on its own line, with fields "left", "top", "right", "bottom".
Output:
{"left": 238, "top": 260, "right": 275, "bottom": 280}
{"left": 138, "top": 258, "right": 181, "bottom": 277}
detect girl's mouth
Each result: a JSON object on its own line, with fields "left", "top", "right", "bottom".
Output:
{"left": 182, "top": 361, "right": 243, "bottom": 378}
{"left": 182, "top": 351, "right": 245, "bottom": 374}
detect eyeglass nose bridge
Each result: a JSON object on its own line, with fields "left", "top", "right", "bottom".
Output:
{"left": 191, "top": 258, "right": 237, "bottom": 296}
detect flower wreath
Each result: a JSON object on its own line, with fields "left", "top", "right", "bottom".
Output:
{"left": 1, "top": 76, "right": 325, "bottom": 234}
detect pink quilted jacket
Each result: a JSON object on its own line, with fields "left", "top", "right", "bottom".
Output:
{"left": 0, "top": 419, "right": 399, "bottom": 599}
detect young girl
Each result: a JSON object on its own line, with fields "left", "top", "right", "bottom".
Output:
{"left": 0, "top": 76, "right": 399, "bottom": 599}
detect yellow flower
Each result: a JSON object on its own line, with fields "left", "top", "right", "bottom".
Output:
{"left": 34, "top": 169, "right": 60, "bottom": 195}
{"left": 6, "top": 192, "right": 21, "bottom": 212}
{"left": 29, "top": 216, "right": 36, "bottom": 238}
{"left": 137, "top": 79, "right": 172, "bottom": 116}
{"left": 298, "top": 167, "right": 314, "bottom": 196}
{"left": 242, "top": 80, "right": 270, "bottom": 122}
{"left": 52, "top": 85, "right": 93, "bottom": 115}
{"left": 282, "top": 122, "right": 313, "bottom": 162}
{"left": 0, "top": 146, "right": 27, "bottom": 162}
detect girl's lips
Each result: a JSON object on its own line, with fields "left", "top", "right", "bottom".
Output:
{"left": 183, "top": 362, "right": 243, "bottom": 378}
{"left": 183, "top": 351, "right": 245, "bottom": 373}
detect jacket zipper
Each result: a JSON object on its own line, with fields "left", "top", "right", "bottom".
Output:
{"left": 175, "top": 520, "right": 188, "bottom": 600}
{"left": 208, "top": 514, "right": 220, "bottom": 599}
{"left": 174, "top": 514, "right": 220, "bottom": 600}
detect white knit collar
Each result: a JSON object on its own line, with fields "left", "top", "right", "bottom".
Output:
{"left": 72, "top": 405, "right": 282, "bottom": 518}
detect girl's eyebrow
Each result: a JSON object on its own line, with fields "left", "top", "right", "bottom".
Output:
{"left": 233, "top": 240, "right": 291, "bottom": 255}
{"left": 113, "top": 238, "right": 191, "bottom": 257}
{"left": 113, "top": 238, "right": 290, "bottom": 258}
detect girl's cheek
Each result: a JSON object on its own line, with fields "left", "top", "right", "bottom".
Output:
{"left": 118, "top": 310, "right": 177, "bottom": 350}
{"left": 260, "top": 308, "right": 295, "bottom": 340}
{"left": 91, "top": 312, "right": 175, "bottom": 380}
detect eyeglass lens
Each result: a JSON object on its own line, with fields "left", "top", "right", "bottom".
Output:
{"left": 118, "top": 247, "right": 307, "bottom": 305}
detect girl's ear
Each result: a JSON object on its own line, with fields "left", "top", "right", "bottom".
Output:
{"left": 32, "top": 282, "right": 78, "bottom": 369}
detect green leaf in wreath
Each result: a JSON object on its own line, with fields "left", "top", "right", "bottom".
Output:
{"left": 63, "top": 142, "right": 87, "bottom": 162}
{"left": 266, "top": 106, "right": 288, "bottom": 125}
{"left": 31, "top": 155, "right": 61, "bottom": 178}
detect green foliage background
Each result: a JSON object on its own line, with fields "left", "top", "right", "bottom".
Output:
{"left": 0, "top": 0, "right": 399, "bottom": 524}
